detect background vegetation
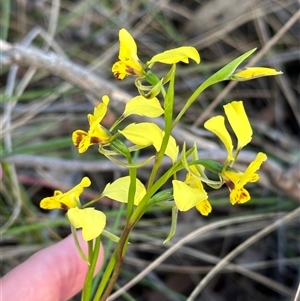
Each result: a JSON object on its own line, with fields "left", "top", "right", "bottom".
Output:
{"left": 1, "top": 0, "right": 299, "bottom": 300}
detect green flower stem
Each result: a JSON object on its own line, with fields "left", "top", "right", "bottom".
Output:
{"left": 131, "top": 159, "right": 186, "bottom": 226}
{"left": 111, "top": 139, "right": 136, "bottom": 219}
{"left": 92, "top": 248, "right": 116, "bottom": 301}
{"left": 127, "top": 166, "right": 137, "bottom": 220}
{"left": 82, "top": 237, "right": 101, "bottom": 301}
{"left": 71, "top": 226, "right": 89, "bottom": 263}
{"left": 99, "top": 223, "right": 133, "bottom": 301}
{"left": 91, "top": 204, "right": 125, "bottom": 297}
{"left": 93, "top": 141, "right": 137, "bottom": 300}
{"left": 83, "top": 195, "right": 104, "bottom": 208}
{"left": 100, "top": 167, "right": 183, "bottom": 301}
{"left": 97, "top": 159, "right": 187, "bottom": 300}
{"left": 110, "top": 115, "right": 125, "bottom": 131}
{"left": 173, "top": 78, "right": 212, "bottom": 128}
{"left": 147, "top": 65, "right": 176, "bottom": 188}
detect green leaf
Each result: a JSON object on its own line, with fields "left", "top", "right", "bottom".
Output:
{"left": 1, "top": 137, "right": 71, "bottom": 158}
{"left": 173, "top": 48, "right": 257, "bottom": 126}
{"left": 164, "top": 206, "right": 178, "bottom": 243}
{"left": 201, "top": 48, "right": 257, "bottom": 87}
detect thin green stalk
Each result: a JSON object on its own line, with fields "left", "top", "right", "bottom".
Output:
{"left": 91, "top": 204, "right": 125, "bottom": 297}
{"left": 147, "top": 65, "right": 176, "bottom": 188}
{"left": 92, "top": 249, "right": 117, "bottom": 301}
{"left": 126, "top": 166, "right": 136, "bottom": 221}
{"left": 82, "top": 237, "right": 101, "bottom": 301}
{"left": 95, "top": 160, "right": 184, "bottom": 300}
{"left": 110, "top": 139, "right": 136, "bottom": 220}
{"left": 172, "top": 79, "right": 211, "bottom": 128}
{"left": 99, "top": 221, "right": 134, "bottom": 301}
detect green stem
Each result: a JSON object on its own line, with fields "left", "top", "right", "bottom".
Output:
{"left": 96, "top": 161, "right": 185, "bottom": 300}
{"left": 147, "top": 65, "right": 176, "bottom": 188}
{"left": 82, "top": 237, "right": 101, "bottom": 301}
{"left": 99, "top": 222, "right": 134, "bottom": 301}
{"left": 173, "top": 79, "right": 211, "bottom": 128}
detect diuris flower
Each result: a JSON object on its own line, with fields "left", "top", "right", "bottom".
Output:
{"left": 72, "top": 95, "right": 111, "bottom": 153}
{"left": 204, "top": 101, "right": 253, "bottom": 164}
{"left": 204, "top": 101, "right": 267, "bottom": 204}
{"left": 222, "top": 152, "right": 267, "bottom": 204}
{"left": 40, "top": 177, "right": 106, "bottom": 241}
{"left": 112, "top": 28, "right": 200, "bottom": 80}
{"left": 172, "top": 165, "right": 211, "bottom": 216}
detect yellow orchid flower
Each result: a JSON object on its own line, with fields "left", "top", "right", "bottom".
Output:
{"left": 112, "top": 28, "right": 200, "bottom": 80}
{"left": 204, "top": 101, "right": 252, "bottom": 164}
{"left": 119, "top": 122, "right": 179, "bottom": 163}
{"left": 222, "top": 152, "right": 267, "bottom": 204}
{"left": 172, "top": 166, "right": 211, "bottom": 216}
{"left": 72, "top": 95, "right": 111, "bottom": 153}
{"left": 231, "top": 67, "right": 282, "bottom": 81}
{"left": 40, "top": 177, "right": 106, "bottom": 241}
{"left": 204, "top": 101, "right": 268, "bottom": 205}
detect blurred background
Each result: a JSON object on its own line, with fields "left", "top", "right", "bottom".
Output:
{"left": 1, "top": 0, "right": 299, "bottom": 300}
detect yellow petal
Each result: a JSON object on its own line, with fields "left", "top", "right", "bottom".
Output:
{"left": 165, "top": 135, "right": 179, "bottom": 163}
{"left": 40, "top": 177, "right": 91, "bottom": 210}
{"left": 124, "top": 96, "right": 164, "bottom": 118}
{"left": 67, "top": 207, "right": 106, "bottom": 241}
{"left": 119, "top": 28, "right": 138, "bottom": 60}
{"left": 223, "top": 168, "right": 243, "bottom": 186}
{"left": 72, "top": 130, "right": 91, "bottom": 154}
{"left": 195, "top": 200, "right": 212, "bottom": 216}
{"left": 103, "top": 176, "right": 146, "bottom": 206}
{"left": 230, "top": 187, "right": 250, "bottom": 205}
{"left": 112, "top": 61, "right": 128, "bottom": 80}
{"left": 204, "top": 116, "right": 234, "bottom": 162}
{"left": 242, "top": 152, "right": 267, "bottom": 185}
{"left": 40, "top": 191, "right": 65, "bottom": 210}
{"left": 92, "top": 95, "right": 109, "bottom": 121}
{"left": 225, "top": 152, "right": 267, "bottom": 205}
{"left": 224, "top": 101, "right": 252, "bottom": 151}
{"left": 149, "top": 46, "right": 200, "bottom": 65}
{"left": 172, "top": 180, "right": 207, "bottom": 211}
{"left": 112, "top": 28, "right": 143, "bottom": 79}
{"left": 120, "top": 122, "right": 163, "bottom": 150}
{"left": 74, "top": 123, "right": 111, "bottom": 154}
{"left": 72, "top": 130, "right": 88, "bottom": 152}
{"left": 231, "top": 67, "right": 283, "bottom": 81}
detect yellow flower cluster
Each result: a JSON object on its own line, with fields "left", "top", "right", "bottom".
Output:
{"left": 40, "top": 28, "right": 281, "bottom": 242}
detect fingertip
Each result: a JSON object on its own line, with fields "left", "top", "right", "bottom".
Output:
{"left": 1, "top": 232, "right": 104, "bottom": 301}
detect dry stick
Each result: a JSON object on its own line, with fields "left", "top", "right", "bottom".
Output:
{"left": 107, "top": 212, "right": 293, "bottom": 300}
{"left": 187, "top": 206, "right": 300, "bottom": 301}
{"left": 0, "top": 44, "right": 215, "bottom": 148}
{"left": 193, "top": 9, "right": 300, "bottom": 127}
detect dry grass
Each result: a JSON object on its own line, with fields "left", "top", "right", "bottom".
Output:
{"left": 1, "top": 0, "right": 299, "bottom": 300}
